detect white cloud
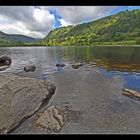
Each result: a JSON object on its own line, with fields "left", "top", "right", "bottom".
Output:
{"left": 0, "top": 6, "right": 55, "bottom": 38}
{"left": 44, "top": 6, "right": 120, "bottom": 25}
{"left": 0, "top": 20, "right": 45, "bottom": 38}
{"left": 0, "top": 20, "right": 49, "bottom": 38}
{"left": 0, "top": 20, "right": 28, "bottom": 35}
{"left": 59, "top": 19, "right": 73, "bottom": 26}
{"left": 33, "top": 8, "right": 54, "bottom": 24}
{"left": 33, "top": 8, "right": 46, "bottom": 22}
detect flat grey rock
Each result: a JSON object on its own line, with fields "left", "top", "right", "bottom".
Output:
{"left": 0, "top": 74, "right": 56, "bottom": 134}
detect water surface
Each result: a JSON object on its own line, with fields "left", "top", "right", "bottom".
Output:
{"left": 0, "top": 46, "right": 140, "bottom": 133}
{"left": 0, "top": 46, "right": 140, "bottom": 91}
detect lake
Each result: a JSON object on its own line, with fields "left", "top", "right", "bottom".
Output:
{"left": 0, "top": 46, "right": 140, "bottom": 91}
{"left": 1, "top": 46, "right": 140, "bottom": 133}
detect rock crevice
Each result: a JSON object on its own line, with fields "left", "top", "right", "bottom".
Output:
{"left": 0, "top": 74, "right": 56, "bottom": 134}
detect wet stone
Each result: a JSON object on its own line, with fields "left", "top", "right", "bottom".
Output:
{"left": 56, "top": 63, "right": 65, "bottom": 67}
{"left": 24, "top": 65, "right": 36, "bottom": 72}
{"left": 34, "top": 106, "right": 65, "bottom": 132}
{"left": 122, "top": 88, "right": 140, "bottom": 101}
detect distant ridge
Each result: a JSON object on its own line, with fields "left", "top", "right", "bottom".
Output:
{"left": 0, "top": 31, "right": 40, "bottom": 46}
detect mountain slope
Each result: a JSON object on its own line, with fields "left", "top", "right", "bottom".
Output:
{"left": 8, "top": 34, "right": 39, "bottom": 43}
{"left": 42, "top": 9, "right": 140, "bottom": 46}
{"left": 0, "top": 31, "right": 40, "bottom": 46}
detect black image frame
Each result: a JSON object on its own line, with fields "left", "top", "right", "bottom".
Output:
{"left": 0, "top": 0, "right": 140, "bottom": 137}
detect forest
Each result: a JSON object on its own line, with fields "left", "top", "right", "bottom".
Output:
{"left": 42, "top": 9, "right": 140, "bottom": 46}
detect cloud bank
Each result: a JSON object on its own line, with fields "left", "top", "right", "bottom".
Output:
{"left": 0, "top": 6, "right": 55, "bottom": 38}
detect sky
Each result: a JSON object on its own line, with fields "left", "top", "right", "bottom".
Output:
{"left": 0, "top": 6, "right": 140, "bottom": 39}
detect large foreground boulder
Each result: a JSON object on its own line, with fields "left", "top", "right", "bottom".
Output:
{"left": 0, "top": 74, "right": 56, "bottom": 134}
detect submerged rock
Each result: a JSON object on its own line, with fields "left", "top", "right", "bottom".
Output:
{"left": 0, "top": 56, "right": 12, "bottom": 66}
{"left": 72, "top": 63, "right": 83, "bottom": 69}
{"left": 0, "top": 65, "right": 10, "bottom": 71}
{"left": 24, "top": 65, "right": 36, "bottom": 72}
{"left": 77, "top": 62, "right": 83, "bottom": 67}
{"left": 56, "top": 63, "right": 65, "bottom": 67}
{"left": 122, "top": 88, "right": 140, "bottom": 101}
{"left": 89, "top": 62, "right": 96, "bottom": 65}
{"left": 34, "top": 106, "right": 64, "bottom": 132}
{"left": 0, "top": 74, "right": 56, "bottom": 134}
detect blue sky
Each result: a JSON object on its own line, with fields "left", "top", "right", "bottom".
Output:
{"left": 48, "top": 9, "right": 62, "bottom": 28}
{"left": 110, "top": 6, "right": 140, "bottom": 15}
{"left": 0, "top": 6, "right": 140, "bottom": 38}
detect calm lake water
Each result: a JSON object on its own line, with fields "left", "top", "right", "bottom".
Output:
{"left": 1, "top": 46, "right": 140, "bottom": 133}
{"left": 0, "top": 46, "right": 140, "bottom": 91}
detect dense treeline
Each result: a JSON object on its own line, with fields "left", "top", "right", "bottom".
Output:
{"left": 42, "top": 9, "right": 140, "bottom": 46}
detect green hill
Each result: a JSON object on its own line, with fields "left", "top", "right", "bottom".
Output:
{"left": 8, "top": 34, "right": 39, "bottom": 43}
{"left": 42, "top": 9, "right": 140, "bottom": 46}
{"left": 0, "top": 31, "right": 40, "bottom": 47}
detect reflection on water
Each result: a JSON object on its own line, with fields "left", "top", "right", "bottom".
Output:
{"left": 53, "top": 46, "right": 140, "bottom": 91}
{"left": 58, "top": 46, "right": 140, "bottom": 73}
{"left": 0, "top": 46, "right": 140, "bottom": 91}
